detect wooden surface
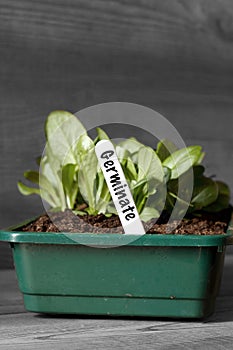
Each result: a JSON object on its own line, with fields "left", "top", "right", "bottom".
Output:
{"left": 1, "top": 255, "right": 233, "bottom": 349}
{"left": 1, "top": 0, "right": 233, "bottom": 268}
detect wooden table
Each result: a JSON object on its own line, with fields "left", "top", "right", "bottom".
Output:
{"left": 1, "top": 256, "right": 233, "bottom": 349}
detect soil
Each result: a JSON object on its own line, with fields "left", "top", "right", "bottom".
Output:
{"left": 21, "top": 208, "right": 232, "bottom": 235}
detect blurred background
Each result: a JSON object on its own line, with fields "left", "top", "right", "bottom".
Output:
{"left": 1, "top": 0, "right": 233, "bottom": 267}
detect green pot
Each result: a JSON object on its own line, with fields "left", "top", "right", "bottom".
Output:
{"left": 0, "top": 218, "right": 232, "bottom": 319}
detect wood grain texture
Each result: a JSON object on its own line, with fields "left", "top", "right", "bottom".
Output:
{"left": 0, "top": 270, "right": 24, "bottom": 315}
{"left": 1, "top": 255, "right": 233, "bottom": 349}
{"left": 0, "top": 0, "right": 233, "bottom": 267}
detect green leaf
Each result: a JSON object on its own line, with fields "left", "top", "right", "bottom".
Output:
{"left": 72, "top": 210, "right": 87, "bottom": 216}
{"left": 138, "top": 146, "right": 164, "bottom": 184}
{"left": 169, "top": 191, "right": 192, "bottom": 207}
{"left": 17, "top": 181, "right": 41, "bottom": 196}
{"left": 95, "top": 171, "right": 111, "bottom": 214}
{"left": 23, "top": 170, "right": 39, "bottom": 184}
{"left": 163, "top": 146, "right": 204, "bottom": 179}
{"left": 20, "top": 168, "right": 61, "bottom": 207}
{"left": 122, "top": 158, "right": 138, "bottom": 181}
{"left": 216, "top": 181, "right": 231, "bottom": 197}
{"left": 107, "top": 204, "right": 118, "bottom": 215}
{"left": 131, "top": 178, "right": 147, "bottom": 190}
{"left": 163, "top": 167, "right": 171, "bottom": 183}
{"left": 17, "top": 181, "right": 58, "bottom": 208}
{"left": 191, "top": 176, "right": 218, "bottom": 209}
{"left": 94, "top": 127, "right": 110, "bottom": 144}
{"left": 24, "top": 170, "right": 60, "bottom": 206}
{"left": 76, "top": 135, "right": 98, "bottom": 213}
{"left": 45, "top": 110, "right": 86, "bottom": 165}
{"left": 165, "top": 168, "right": 194, "bottom": 214}
{"left": 193, "top": 165, "right": 205, "bottom": 178}
{"left": 116, "top": 138, "right": 144, "bottom": 161}
{"left": 140, "top": 207, "right": 160, "bottom": 222}
{"left": 40, "top": 153, "right": 67, "bottom": 210}
{"left": 147, "top": 183, "right": 167, "bottom": 213}
{"left": 203, "top": 181, "right": 231, "bottom": 212}
{"left": 156, "top": 139, "right": 178, "bottom": 162}
{"left": 62, "top": 164, "right": 79, "bottom": 209}
{"left": 118, "top": 145, "right": 166, "bottom": 214}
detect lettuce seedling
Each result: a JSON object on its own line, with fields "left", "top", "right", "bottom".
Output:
{"left": 156, "top": 139, "right": 231, "bottom": 214}
{"left": 18, "top": 111, "right": 231, "bottom": 222}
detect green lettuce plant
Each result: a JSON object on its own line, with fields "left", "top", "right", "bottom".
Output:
{"left": 157, "top": 139, "right": 230, "bottom": 214}
{"left": 18, "top": 111, "right": 231, "bottom": 221}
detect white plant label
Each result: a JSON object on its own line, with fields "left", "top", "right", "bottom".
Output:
{"left": 95, "top": 140, "right": 145, "bottom": 235}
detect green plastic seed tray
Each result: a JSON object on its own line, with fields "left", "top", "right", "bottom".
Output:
{"left": 0, "top": 217, "right": 233, "bottom": 319}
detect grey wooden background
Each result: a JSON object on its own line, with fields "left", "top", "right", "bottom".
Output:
{"left": 0, "top": 0, "right": 233, "bottom": 268}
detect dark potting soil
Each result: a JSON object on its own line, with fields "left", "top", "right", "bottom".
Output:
{"left": 21, "top": 208, "right": 232, "bottom": 235}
